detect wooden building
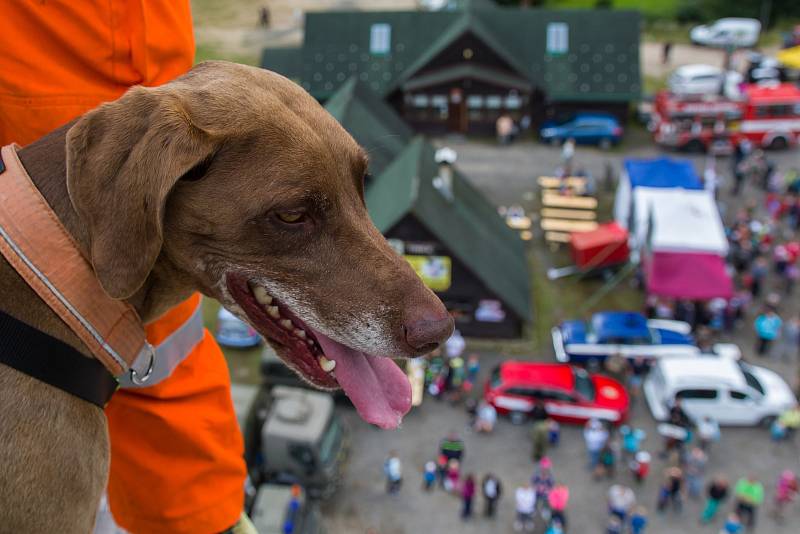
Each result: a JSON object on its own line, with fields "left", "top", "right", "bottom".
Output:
{"left": 263, "top": 0, "right": 641, "bottom": 135}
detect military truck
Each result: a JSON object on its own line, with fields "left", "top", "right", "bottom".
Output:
{"left": 250, "top": 484, "right": 326, "bottom": 534}
{"left": 243, "top": 385, "right": 347, "bottom": 500}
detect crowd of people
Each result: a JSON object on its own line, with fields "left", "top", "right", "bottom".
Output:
{"left": 373, "top": 143, "right": 800, "bottom": 533}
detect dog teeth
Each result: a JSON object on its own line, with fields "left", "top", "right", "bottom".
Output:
{"left": 294, "top": 329, "right": 306, "bottom": 339}
{"left": 252, "top": 285, "right": 273, "bottom": 305}
{"left": 280, "top": 319, "right": 293, "bottom": 330}
{"left": 319, "top": 355, "right": 336, "bottom": 372}
{"left": 267, "top": 306, "right": 280, "bottom": 319}
{"left": 307, "top": 339, "right": 315, "bottom": 347}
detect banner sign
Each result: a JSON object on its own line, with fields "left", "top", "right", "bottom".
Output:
{"left": 405, "top": 255, "right": 452, "bottom": 292}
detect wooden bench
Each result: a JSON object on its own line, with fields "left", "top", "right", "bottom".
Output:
{"left": 544, "top": 231, "right": 571, "bottom": 243}
{"left": 541, "top": 194, "right": 598, "bottom": 210}
{"left": 541, "top": 208, "right": 597, "bottom": 221}
{"left": 540, "top": 218, "right": 599, "bottom": 233}
{"left": 538, "top": 176, "right": 588, "bottom": 189}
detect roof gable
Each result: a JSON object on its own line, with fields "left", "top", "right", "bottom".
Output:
{"left": 324, "top": 77, "right": 414, "bottom": 176}
{"left": 367, "top": 137, "right": 531, "bottom": 320}
{"left": 283, "top": 7, "right": 640, "bottom": 102}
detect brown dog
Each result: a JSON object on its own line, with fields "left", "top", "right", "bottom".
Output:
{"left": 0, "top": 61, "right": 452, "bottom": 532}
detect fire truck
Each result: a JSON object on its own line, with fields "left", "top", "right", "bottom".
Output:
{"left": 651, "top": 82, "right": 800, "bottom": 152}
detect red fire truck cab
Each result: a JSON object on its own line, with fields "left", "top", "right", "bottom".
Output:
{"left": 652, "top": 83, "right": 800, "bottom": 152}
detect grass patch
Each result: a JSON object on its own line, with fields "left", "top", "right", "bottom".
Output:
{"left": 195, "top": 43, "right": 259, "bottom": 66}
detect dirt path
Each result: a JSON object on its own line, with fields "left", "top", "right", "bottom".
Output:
{"left": 641, "top": 41, "right": 781, "bottom": 79}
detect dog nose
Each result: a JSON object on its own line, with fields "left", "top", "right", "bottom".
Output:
{"left": 404, "top": 314, "right": 454, "bottom": 353}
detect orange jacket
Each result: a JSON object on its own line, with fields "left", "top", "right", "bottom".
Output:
{"left": 0, "top": 2, "right": 246, "bottom": 533}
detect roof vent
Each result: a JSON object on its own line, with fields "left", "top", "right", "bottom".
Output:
{"left": 433, "top": 147, "right": 457, "bottom": 202}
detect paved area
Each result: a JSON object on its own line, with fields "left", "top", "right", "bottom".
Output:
{"left": 316, "top": 138, "right": 800, "bottom": 534}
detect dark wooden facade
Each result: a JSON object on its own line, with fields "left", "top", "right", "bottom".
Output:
{"left": 387, "top": 214, "right": 523, "bottom": 338}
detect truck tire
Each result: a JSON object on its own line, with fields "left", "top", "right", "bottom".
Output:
{"left": 685, "top": 139, "right": 705, "bottom": 153}
{"left": 510, "top": 410, "right": 528, "bottom": 425}
{"left": 760, "top": 415, "right": 776, "bottom": 428}
{"left": 768, "top": 136, "right": 788, "bottom": 150}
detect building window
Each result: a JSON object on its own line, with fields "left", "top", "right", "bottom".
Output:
{"left": 546, "top": 22, "right": 569, "bottom": 55}
{"left": 412, "top": 94, "right": 429, "bottom": 107}
{"left": 370, "top": 23, "right": 391, "bottom": 55}
{"left": 504, "top": 94, "right": 522, "bottom": 109}
{"left": 486, "top": 95, "right": 502, "bottom": 109}
{"left": 466, "top": 95, "right": 484, "bottom": 108}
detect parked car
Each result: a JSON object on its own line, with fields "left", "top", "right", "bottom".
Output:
{"left": 539, "top": 113, "right": 623, "bottom": 149}
{"left": 690, "top": 18, "right": 761, "bottom": 48}
{"left": 484, "top": 361, "right": 629, "bottom": 425}
{"left": 552, "top": 311, "right": 696, "bottom": 364}
{"left": 216, "top": 307, "right": 261, "bottom": 348}
{"left": 644, "top": 356, "right": 797, "bottom": 426}
{"left": 668, "top": 64, "right": 724, "bottom": 96}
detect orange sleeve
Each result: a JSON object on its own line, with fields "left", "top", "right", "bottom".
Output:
{"left": 0, "top": 3, "right": 246, "bottom": 533}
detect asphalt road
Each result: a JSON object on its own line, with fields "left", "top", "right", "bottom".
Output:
{"left": 317, "top": 137, "right": 800, "bottom": 534}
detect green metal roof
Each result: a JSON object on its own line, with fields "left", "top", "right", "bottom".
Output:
{"left": 366, "top": 137, "right": 531, "bottom": 320}
{"left": 271, "top": 4, "right": 639, "bottom": 102}
{"left": 260, "top": 47, "right": 303, "bottom": 82}
{"left": 324, "top": 77, "right": 414, "bottom": 176}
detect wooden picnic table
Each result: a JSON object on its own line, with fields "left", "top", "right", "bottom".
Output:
{"left": 541, "top": 193, "right": 598, "bottom": 210}
{"left": 541, "top": 208, "right": 597, "bottom": 220}
{"left": 540, "top": 218, "right": 598, "bottom": 233}
{"left": 538, "top": 176, "right": 588, "bottom": 188}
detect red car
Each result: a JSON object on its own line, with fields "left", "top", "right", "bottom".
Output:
{"left": 484, "top": 361, "right": 629, "bottom": 425}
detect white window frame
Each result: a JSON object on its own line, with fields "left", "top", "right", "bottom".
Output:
{"left": 546, "top": 22, "right": 569, "bottom": 55}
{"left": 370, "top": 23, "right": 391, "bottom": 55}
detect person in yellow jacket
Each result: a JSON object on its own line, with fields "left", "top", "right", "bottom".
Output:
{"left": 0, "top": 2, "right": 251, "bottom": 532}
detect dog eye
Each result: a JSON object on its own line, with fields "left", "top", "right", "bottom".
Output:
{"left": 275, "top": 211, "right": 306, "bottom": 224}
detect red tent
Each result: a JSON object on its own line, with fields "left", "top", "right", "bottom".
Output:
{"left": 645, "top": 251, "right": 733, "bottom": 300}
{"left": 570, "top": 222, "right": 630, "bottom": 270}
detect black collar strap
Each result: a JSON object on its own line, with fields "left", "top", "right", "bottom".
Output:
{"left": 0, "top": 309, "right": 118, "bottom": 407}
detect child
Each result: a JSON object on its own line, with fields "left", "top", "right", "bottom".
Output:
{"left": 630, "top": 506, "right": 648, "bottom": 534}
{"left": 444, "top": 459, "right": 460, "bottom": 493}
{"left": 720, "top": 512, "right": 742, "bottom": 534}
{"left": 630, "top": 451, "right": 651, "bottom": 484}
{"left": 547, "top": 418, "right": 560, "bottom": 446}
{"left": 545, "top": 518, "right": 564, "bottom": 534}
{"left": 606, "top": 515, "right": 622, "bottom": 534}
{"left": 773, "top": 470, "right": 798, "bottom": 521}
{"left": 436, "top": 454, "right": 448, "bottom": 488}
{"left": 423, "top": 461, "right": 437, "bottom": 491}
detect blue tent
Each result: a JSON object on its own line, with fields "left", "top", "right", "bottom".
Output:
{"left": 623, "top": 157, "right": 703, "bottom": 190}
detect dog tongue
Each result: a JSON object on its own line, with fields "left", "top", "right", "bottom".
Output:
{"left": 315, "top": 332, "right": 411, "bottom": 429}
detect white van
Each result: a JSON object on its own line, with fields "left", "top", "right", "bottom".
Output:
{"left": 644, "top": 356, "right": 796, "bottom": 426}
{"left": 690, "top": 18, "right": 761, "bottom": 48}
{"left": 668, "top": 64, "right": 724, "bottom": 96}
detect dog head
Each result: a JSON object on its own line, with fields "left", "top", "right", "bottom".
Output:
{"left": 65, "top": 61, "right": 453, "bottom": 427}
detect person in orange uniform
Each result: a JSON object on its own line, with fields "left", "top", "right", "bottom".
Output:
{"left": 0, "top": 2, "right": 249, "bottom": 533}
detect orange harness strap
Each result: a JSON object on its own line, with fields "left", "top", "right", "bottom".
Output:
{"left": 0, "top": 144, "right": 149, "bottom": 377}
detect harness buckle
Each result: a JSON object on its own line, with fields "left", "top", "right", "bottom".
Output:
{"left": 129, "top": 343, "right": 155, "bottom": 386}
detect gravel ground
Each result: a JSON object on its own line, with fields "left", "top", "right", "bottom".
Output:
{"left": 320, "top": 137, "right": 800, "bottom": 534}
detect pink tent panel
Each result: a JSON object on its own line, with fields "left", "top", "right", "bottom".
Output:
{"left": 646, "top": 251, "right": 733, "bottom": 300}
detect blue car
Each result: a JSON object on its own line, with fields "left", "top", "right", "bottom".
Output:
{"left": 216, "top": 307, "right": 261, "bottom": 348}
{"left": 552, "top": 311, "right": 696, "bottom": 364}
{"left": 540, "top": 113, "right": 623, "bottom": 149}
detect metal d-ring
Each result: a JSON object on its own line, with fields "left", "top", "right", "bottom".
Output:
{"left": 129, "top": 344, "right": 155, "bottom": 386}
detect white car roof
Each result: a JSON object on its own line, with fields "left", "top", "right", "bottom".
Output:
{"left": 673, "top": 64, "right": 722, "bottom": 77}
{"left": 656, "top": 356, "right": 746, "bottom": 390}
{"left": 714, "top": 18, "right": 761, "bottom": 27}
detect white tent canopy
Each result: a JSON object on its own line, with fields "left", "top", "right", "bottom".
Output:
{"left": 631, "top": 188, "right": 728, "bottom": 258}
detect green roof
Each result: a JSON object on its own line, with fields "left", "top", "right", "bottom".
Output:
{"left": 260, "top": 47, "right": 303, "bottom": 81}
{"left": 271, "top": 4, "right": 640, "bottom": 102}
{"left": 367, "top": 137, "right": 531, "bottom": 321}
{"left": 324, "top": 77, "right": 414, "bottom": 176}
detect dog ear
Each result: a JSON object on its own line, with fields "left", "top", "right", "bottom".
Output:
{"left": 66, "top": 85, "right": 218, "bottom": 299}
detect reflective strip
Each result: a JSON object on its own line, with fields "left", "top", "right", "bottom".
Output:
{"left": 117, "top": 300, "right": 205, "bottom": 388}
{"left": 0, "top": 222, "right": 128, "bottom": 371}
